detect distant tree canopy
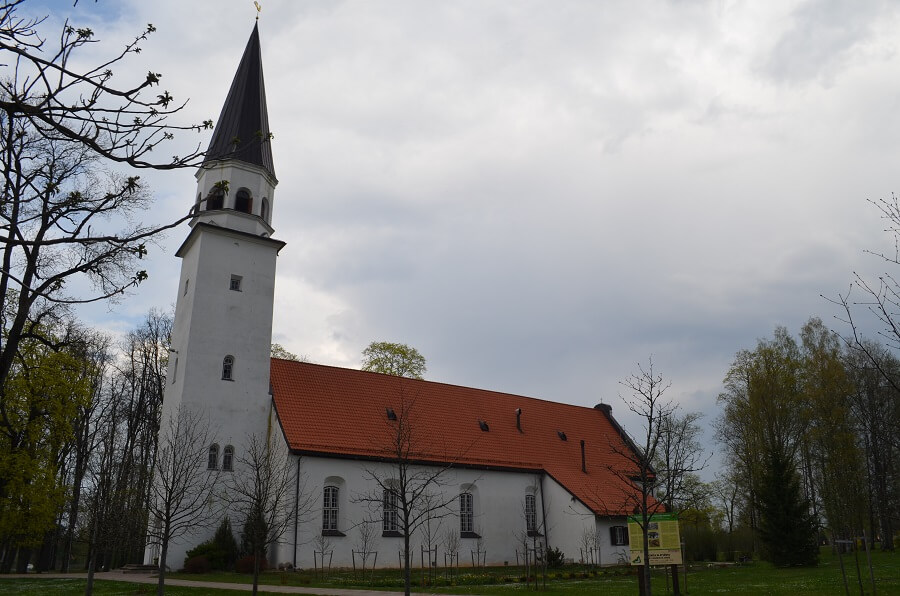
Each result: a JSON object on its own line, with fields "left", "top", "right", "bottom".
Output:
{"left": 361, "top": 341, "right": 426, "bottom": 379}
{"left": 270, "top": 343, "right": 307, "bottom": 362}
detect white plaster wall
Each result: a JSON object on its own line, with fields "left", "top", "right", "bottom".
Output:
{"left": 272, "top": 456, "right": 594, "bottom": 570}
{"left": 594, "top": 517, "right": 631, "bottom": 567}
{"left": 147, "top": 221, "right": 282, "bottom": 569}
{"left": 537, "top": 476, "right": 629, "bottom": 566}
{"left": 194, "top": 161, "right": 277, "bottom": 236}
{"left": 540, "top": 475, "right": 595, "bottom": 563}
{"left": 164, "top": 227, "right": 279, "bottom": 447}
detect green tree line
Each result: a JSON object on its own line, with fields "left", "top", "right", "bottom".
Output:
{"left": 715, "top": 317, "right": 898, "bottom": 565}
{"left": 0, "top": 309, "right": 171, "bottom": 572}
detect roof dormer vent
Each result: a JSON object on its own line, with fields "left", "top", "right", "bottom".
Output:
{"left": 515, "top": 408, "right": 522, "bottom": 433}
{"left": 478, "top": 419, "right": 490, "bottom": 432}
{"left": 386, "top": 407, "right": 397, "bottom": 421}
{"left": 557, "top": 430, "right": 567, "bottom": 441}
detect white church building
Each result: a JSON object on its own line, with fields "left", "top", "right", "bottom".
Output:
{"left": 147, "top": 23, "right": 646, "bottom": 572}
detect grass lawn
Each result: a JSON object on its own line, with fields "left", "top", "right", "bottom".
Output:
{"left": 1, "top": 547, "right": 896, "bottom": 594}
{"left": 0, "top": 578, "right": 249, "bottom": 595}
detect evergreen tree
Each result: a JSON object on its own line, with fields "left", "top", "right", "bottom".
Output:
{"left": 213, "top": 518, "right": 239, "bottom": 571}
{"left": 757, "top": 444, "right": 818, "bottom": 566}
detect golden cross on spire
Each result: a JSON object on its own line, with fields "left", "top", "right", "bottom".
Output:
{"left": 254, "top": 1, "right": 262, "bottom": 20}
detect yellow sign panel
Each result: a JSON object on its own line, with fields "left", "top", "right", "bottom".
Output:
{"left": 627, "top": 513, "right": 683, "bottom": 566}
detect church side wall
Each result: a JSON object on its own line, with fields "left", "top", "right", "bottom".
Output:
{"left": 594, "top": 517, "right": 631, "bottom": 567}
{"left": 540, "top": 474, "right": 595, "bottom": 563}
{"left": 272, "top": 455, "right": 607, "bottom": 570}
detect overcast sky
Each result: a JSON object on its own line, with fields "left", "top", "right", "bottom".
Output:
{"left": 22, "top": 0, "right": 900, "bottom": 469}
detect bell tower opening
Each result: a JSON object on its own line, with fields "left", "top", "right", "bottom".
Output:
{"left": 235, "top": 188, "right": 253, "bottom": 214}
{"left": 206, "top": 188, "right": 225, "bottom": 210}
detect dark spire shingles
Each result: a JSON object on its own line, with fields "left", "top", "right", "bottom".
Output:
{"left": 204, "top": 23, "right": 276, "bottom": 179}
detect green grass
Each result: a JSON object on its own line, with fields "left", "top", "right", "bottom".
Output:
{"left": 0, "top": 578, "right": 249, "bottom": 595}
{"left": 162, "top": 548, "right": 899, "bottom": 595}
{"left": 2, "top": 547, "right": 897, "bottom": 595}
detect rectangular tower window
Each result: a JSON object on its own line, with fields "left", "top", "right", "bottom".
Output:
{"left": 229, "top": 275, "right": 242, "bottom": 291}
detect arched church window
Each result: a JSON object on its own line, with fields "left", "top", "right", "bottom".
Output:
{"left": 260, "top": 198, "right": 269, "bottom": 223}
{"left": 235, "top": 188, "right": 253, "bottom": 214}
{"left": 207, "top": 444, "right": 219, "bottom": 470}
{"left": 323, "top": 486, "right": 339, "bottom": 531}
{"left": 222, "top": 355, "right": 234, "bottom": 380}
{"left": 382, "top": 485, "right": 399, "bottom": 535}
{"left": 525, "top": 493, "right": 538, "bottom": 534}
{"left": 459, "top": 492, "right": 474, "bottom": 534}
{"left": 206, "top": 188, "right": 225, "bottom": 211}
{"left": 222, "top": 445, "right": 234, "bottom": 471}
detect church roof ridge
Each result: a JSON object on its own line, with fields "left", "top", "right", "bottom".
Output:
{"left": 203, "top": 22, "right": 276, "bottom": 178}
{"left": 271, "top": 358, "right": 597, "bottom": 412}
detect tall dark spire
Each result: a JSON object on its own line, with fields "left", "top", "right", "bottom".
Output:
{"left": 204, "top": 23, "right": 275, "bottom": 179}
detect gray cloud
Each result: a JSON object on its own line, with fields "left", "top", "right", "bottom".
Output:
{"left": 24, "top": 0, "right": 900, "bottom": 478}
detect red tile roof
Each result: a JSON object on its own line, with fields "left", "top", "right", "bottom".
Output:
{"left": 270, "top": 359, "right": 643, "bottom": 516}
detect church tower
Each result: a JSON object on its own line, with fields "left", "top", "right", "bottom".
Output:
{"left": 162, "top": 21, "right": 283, "bottom": 496}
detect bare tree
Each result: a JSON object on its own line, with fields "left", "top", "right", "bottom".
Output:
{"left": 354, "top": 383, "right": 459, "bottom": 596}
{"left": 608, "top": 357, "right": 675, "bottom": 596}
{"left": 0, "top": 1, "right": 211, "bottom": 420}
{"left": 843, "top": 343, "right": 898, "bottom": 551}
{"left": 352, "top": 518, "right": 379, "bottom": 576}
{"left": 418, "top": 491, "right": 443, "bottom": 583}
{"left": 76, "top": 311, "right": 171, "bottom": 575}
{"left": 710, "top": 472, "right": 741, "bottom": 538}
{"left": 827, "top": 195, "right": 900, "bottom": 552}
{"left": 0, "top": 2, "right": 210, "bottom": 169}
{"left": 228, "top": 432, "right": 313, "bottom": 596}
{"left": 442, "top": 527, "right": 459, "bottom": 577}
{"left": 147, "top": 406, "right": 220, "bottom": 596}
{"left": 515, "top": 486, "right": 549, "bottom": 590}
{"left": 58, "top": 330, "right": 113, "bottom": 573}
{"left": 655, "top": 410, "right": 708, "bottom": 595}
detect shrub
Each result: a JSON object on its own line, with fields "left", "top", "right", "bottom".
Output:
{"left": 184, "top": 518, "right": 239, "bottom": 571}
{"left": 184, "top": 555, "right": 210, "bottom": 574}
{"left": 547, "top": 546, "right": 565, "bottom": 568}
{"left": 236, "top": 554, "right": 269, "bottom": 574}
{"left": 240, "top": 509, "right": 268, "bottom": 558}
{"left": 212, "top": 517, "right": 239, "bottom": 570}
{"left": 185, "top": 542, "right": 220, "bottom": 570}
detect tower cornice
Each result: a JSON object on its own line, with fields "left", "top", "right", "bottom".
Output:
{"left": 175, "top": 222, "right": 286, "bottom": 259}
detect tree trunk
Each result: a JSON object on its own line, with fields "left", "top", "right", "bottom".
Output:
{"left": 156, "top": 540, "right": 168, "bottom": 596}
{"left": 85, "top": 550, "right": 96, "bottom": 596}
{"left": 252, "top": 547, "right": 260, "bottom": 596}
{"left": 403, "top": 532, "right": 411, "bottom": 596}
{"left": 15, "top": 547, "right": 31, "bottom": 573}
{"left": 642, "top": 505, "right": 652, "bottom": 596}
{"left": 36, "top": 528, "right": 56, "bottom": 572}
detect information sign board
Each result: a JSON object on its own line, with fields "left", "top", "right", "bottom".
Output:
{"left": 627, "top": 513, "right": 683, "bottom": 566}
